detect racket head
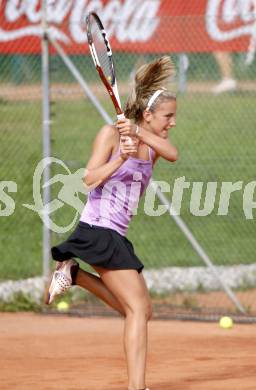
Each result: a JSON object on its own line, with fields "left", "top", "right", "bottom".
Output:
{"left": 86, "top": 13, "right": 115, "bottom": 84}
{"left": 86, "top": 12, "right": 122, "bottom": 115}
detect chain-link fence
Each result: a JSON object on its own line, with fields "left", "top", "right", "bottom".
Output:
{"left": 1, "top": 7, "right": 256, "bottom": 318}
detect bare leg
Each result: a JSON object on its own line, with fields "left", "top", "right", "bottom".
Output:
{"left": 212, "top": 52, "right": 237, "bottom": 94}
{"left": 214, "top": 51, "right": 234, "bottom": 80}
{"left": 94, "top": 267, "right": 152, "bottom": 390}
{"left": 76, "top": 267, "right": 125, "bottom": 316}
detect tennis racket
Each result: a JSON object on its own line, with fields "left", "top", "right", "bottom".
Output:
{"left": 86, "top": 12, "right": 132, "bottom": 142}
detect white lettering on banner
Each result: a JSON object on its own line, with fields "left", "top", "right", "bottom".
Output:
{"left": 0, "top": 0, "right": 160, "bottom": 45}
{"left": 101, "top": 1, "right": 121, "bottom": 37}
{"left": 115, "top": 0, "right": 138, "bottom": 42}
{"left": 70, "top": 0, "right": 103, "bottom": 44}
{"left": 6, "top": 0, "right": 24, "bottom": 22}
{"left": 47, "top": 0, "right": 73, "bottom": 24}
{"left": 116, "top": 0, "right": 160, "bottom": 42}
{"left": 206, "top": 0, "right": 256, "bottom": 41}
{"left": 26, "top": 0, "right": 41, "bottom": 23}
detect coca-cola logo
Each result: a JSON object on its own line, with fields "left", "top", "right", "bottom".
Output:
{"left": 0, "top": 0, "right": 160, "bottom": 44}
{"left": 206, "top": 0, "right": 256, "bottom": 41}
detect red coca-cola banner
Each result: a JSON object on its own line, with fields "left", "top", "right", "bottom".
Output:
{"left": 0, "top": 0, "right": 255, "bottom": 54}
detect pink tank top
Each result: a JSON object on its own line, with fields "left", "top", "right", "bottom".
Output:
{"left": 80, "top": 147, "right": 154, "bottom": 236}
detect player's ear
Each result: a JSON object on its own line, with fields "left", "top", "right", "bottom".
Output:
{"left": 143, "top": 109, "right": 152, "bottom": 123}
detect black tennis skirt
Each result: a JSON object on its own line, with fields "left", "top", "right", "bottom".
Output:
{"left": 51, "top": 221, "right": 144, "bottom": 273}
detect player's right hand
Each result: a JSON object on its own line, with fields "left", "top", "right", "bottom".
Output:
{"left": 120, "top": 136, "right": 138, "bottom": 160}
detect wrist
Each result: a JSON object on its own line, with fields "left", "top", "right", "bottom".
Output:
{"left": 118, "top": 154, "right": 128, "bottom": 162}
{"left": 135, "top": 125, "right": 141, "bottom": 138}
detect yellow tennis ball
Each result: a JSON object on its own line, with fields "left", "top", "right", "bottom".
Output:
{"left": 219, "top": 316, "right": 233, "bottom": 329}
{"left": 57, "top": 301, "right": 69, "bottom": 311}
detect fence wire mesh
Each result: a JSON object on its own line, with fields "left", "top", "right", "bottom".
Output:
{"left": 1, "top": 11, "right": 256, "bottom": 318}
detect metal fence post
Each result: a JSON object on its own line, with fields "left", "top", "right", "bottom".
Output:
{"left": 41, "top": 0, "right": 51, "bottom": 279}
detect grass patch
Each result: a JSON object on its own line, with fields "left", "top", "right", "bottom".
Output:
{"left": 0, "top": 293, "right": 42, "bottom": 312}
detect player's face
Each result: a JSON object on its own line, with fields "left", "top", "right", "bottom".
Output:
{"left": 145, "top": 99, "right": 177, "bottom": 139}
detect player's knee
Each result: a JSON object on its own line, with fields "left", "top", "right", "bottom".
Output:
{"left": 147, "top": 302, "right": 153, "bottom": 321}
{"left": 145, "top": 300, "right": 153, "bottom": 321}
{"left": 126, "top": 299, "right": 152, "bottom": 321}
{"left": 142, "top": 301, "right": 153, "bottom": 321}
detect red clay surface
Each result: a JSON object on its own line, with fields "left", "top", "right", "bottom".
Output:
{"left": 0, "top": 313, "right": 256, "bottom": 390}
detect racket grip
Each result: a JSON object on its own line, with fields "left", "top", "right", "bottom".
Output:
{"left": 116, "top": 113, "right": 133, "bottom": 144}
{"left": 117, "top": 113, "right": 126, "bottom": 121}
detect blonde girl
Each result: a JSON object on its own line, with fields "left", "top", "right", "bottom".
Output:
{"left": 46, "top": 56, "right": 178, "bottom": 390}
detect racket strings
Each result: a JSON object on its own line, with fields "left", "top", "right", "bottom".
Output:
{"left": 91, "top": 22, "right": 113, "bottom": 84}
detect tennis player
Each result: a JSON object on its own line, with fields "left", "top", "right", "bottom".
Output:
{"left": 46, "top": 56, "right": 178, "bottom": 390}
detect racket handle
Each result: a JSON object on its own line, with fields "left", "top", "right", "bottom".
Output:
{"left": 121, "top": 136, "right": 133, "bottom": 145}
{"left": 116, "top": 113, "right": 133, "bottom": 144}
{"left": 117, "top": 113, "right": 126, "bottom": 121}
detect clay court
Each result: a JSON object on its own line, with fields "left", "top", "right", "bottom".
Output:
{"left": 1, "top": 313, "right": 255, "bottom": 390}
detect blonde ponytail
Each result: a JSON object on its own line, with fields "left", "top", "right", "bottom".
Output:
{"left": 124, "top": 56, "right": 176, "bottom": 122}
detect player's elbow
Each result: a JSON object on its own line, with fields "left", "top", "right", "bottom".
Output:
{"left": 83, "top": 171, "right": 102, "bottom": 190}
{"left": 83, "top": 171, "right": 93, "bottom": 188}
{"left": 168, "top": 148, "right": 179, "bottom": 162}
{"left": 172, "top": 150, "right": 179, "bottom": 162}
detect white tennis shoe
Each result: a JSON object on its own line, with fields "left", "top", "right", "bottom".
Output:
{"left": 45, "top": 259, "right": 79, "bottom": 305}
{"left": 212, "top": 78, "right": 237, "bottom": 94}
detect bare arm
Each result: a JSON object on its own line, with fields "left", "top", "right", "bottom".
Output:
{"left": 83, "top": 125, "right": 137, "bottom": 187}
{"left": 116, "top": 118, "right": 178, "bottom": 162}
{"left": 136, "top": 127, "right": 178, "bottom": 162}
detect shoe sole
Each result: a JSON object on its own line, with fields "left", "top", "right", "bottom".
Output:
{"left": 44, "top": 261, "right": 79, "bottom": 305}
